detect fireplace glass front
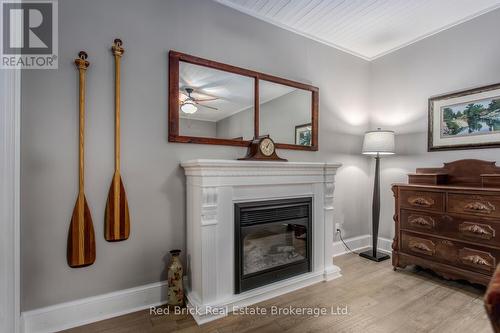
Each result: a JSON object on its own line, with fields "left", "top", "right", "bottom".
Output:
{"left": 235, "top": 197, "right": 312, "bottom": 293}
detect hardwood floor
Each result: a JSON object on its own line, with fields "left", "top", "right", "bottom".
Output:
{"left": 62, "top": 253, "right": 492, "bottom": 333}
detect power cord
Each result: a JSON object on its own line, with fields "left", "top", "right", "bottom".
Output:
{"left": 337, "top": 229, "right": 359, "bottom": 255}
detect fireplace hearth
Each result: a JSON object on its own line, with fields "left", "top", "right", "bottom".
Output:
{"left": 235, "top": 198, "right": 312, "bottom": 293}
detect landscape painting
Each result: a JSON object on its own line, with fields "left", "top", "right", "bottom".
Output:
{"left": 441, "top": 97, "right": 500, "bottom": 137}
{"left": 429, "top": 83, "right": 500, "bottom": 151}
{"left": 295, "top": 123, "right": 312, "bottom": 146}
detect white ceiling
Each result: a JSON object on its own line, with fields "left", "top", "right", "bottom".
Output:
{"left": 180, "top": 62, "right": 295, "bottom": 121}
{"left": 214, "top": 0, "right": 500, "bottom": 60}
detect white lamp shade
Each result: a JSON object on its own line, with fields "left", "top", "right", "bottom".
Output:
{"left": 181, "top": 100, "right": 197, "bottom": 114}
{"left": 362, "top": 129, "right": 395, "bottom": 155}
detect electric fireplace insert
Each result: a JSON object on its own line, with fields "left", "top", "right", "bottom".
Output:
{"left": 235, "top": 197, "right": 312, "bottom": 293}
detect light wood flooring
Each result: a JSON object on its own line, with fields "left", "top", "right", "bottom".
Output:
{"left": 62, "top": 253, "right": 492, "bottom": 333}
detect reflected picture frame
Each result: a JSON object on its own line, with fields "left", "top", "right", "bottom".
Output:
{"left": 428, "top": 83, "right": 500, "bottom": 151}
{"left": 295, "top": 123, "right": 312, "bottom": 146}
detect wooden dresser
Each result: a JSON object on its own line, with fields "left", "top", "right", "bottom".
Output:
{"left": 392, "top": 159, "right": 500, "bottom": 286}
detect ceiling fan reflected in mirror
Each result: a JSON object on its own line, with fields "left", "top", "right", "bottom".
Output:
{"left": 180, "top": 87, "right": 219, "bottom": 114}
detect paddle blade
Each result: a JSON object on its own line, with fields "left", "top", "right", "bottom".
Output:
{"left": 104, "top": 174, "right": 130, "bottom": 241}
{"left": 67, "top": 194, "right": 96, "bottom": 268}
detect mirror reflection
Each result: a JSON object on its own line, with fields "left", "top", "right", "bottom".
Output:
{"left": 179, "top": 61, "right": 254, "bottom": 140}
{"left": 259, "top": 80, "right": 312, "bottom": 146}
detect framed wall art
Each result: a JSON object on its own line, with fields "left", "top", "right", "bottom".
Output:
{"left": 295, "top": 123, "right": 312, "bottom": 146}
{"left": 429, "top": 83, "right": 500, "bottom": 151}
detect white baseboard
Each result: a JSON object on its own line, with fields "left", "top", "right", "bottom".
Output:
{"left": 187, "top": 270, "right": 334, "bottom": 325}
{"left": 21, "top": 281, "right": 168, "bottom": 333}
{"left": 332, "top": 234, "right": 370, "bottom": 257}
{"left": 378, "top": 236, "right": 393, "bottom": 254}
{"left": 333, "top": 234, "right": 392, "bottom": 257}
{"left": 21, "top": 234, "right": 391, "bottom": 332}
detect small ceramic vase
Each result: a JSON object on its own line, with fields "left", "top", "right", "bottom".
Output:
{"left": 167, "top": 249, "right": 184, "bottom": 307}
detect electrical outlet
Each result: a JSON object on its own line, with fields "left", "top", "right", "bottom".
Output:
{"left": 335, "top": 223, "right": 341, "bottom": 233}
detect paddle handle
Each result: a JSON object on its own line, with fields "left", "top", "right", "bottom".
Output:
{"left": 112, "top": 39, "right": 124, "bottom": 173}
{"left": 75, "top": 52, "right": 89, "bottom": 195}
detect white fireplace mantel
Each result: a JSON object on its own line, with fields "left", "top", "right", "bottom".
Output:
{"left": 181, "top": 159, "right": 342, "bottom": 324}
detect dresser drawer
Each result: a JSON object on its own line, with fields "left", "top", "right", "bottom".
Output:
{"left": 401, "top": 232, "right": 498, "bottom": 275}
{"left": 442, "top": 215, "right": 500, "bottom": 247}
{"left": 448, "top": 194, "right": 500, "bottom": 218}
{"left": 401, "top": 210, "right": 438, "bottom": 232}
{"left": 401, "top": 233, "right": 437, "bottom": 257}
{"left": 400, "top": 209, "right": 500, "bottom": 247}
{"left": 400, "top": 190, "right": 445, "bottom": 212}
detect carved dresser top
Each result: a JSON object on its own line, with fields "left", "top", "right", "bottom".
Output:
{"left": 396, "top": 159, "right": 500, "bottom": 189}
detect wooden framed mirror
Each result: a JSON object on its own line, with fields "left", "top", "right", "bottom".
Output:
{"left": 169, "top": 51, "right": 318, "bottom": 151}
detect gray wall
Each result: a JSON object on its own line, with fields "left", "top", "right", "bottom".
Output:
{"left": 215, "top": 107, "right": 254, "bottom": 140}
{"left": 260, "top": 90, "right": 311, "bottom": 145}
{"left": 369, "top": 8, "right": 500, "bottom": 239}
{"left": 179, "top": 118, "right": 216, "bottom": 137}
{"left": 216, "top": 89, "right": 311, "bottom": 144}
{"left": 21, "top": 0, "right": 371, "bottom": 310}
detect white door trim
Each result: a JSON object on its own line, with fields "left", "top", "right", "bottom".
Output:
{"left": 0, "top": 68, "right": 22, "bottom": 333}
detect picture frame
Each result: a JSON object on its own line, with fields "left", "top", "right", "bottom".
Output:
{"left": 295, "top": 123, "right": 312, "bottom": 146}
{"left": 428, "top": 83, "right": 500, "bottom": 151}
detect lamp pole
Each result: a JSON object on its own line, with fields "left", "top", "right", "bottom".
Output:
{"left": 360, "top": 127, "right": 393, "bottom": 262}
{"left": 359, "top": 152, "right": 389, "bottom": 262}
{"left": 372, "top": 153, "right": 380, "bottom": 258}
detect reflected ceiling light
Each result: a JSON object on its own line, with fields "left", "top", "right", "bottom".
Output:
{"left": 181, "top": 100, "right": 198, "bottom": 114}
{"left": 179, "top": 87, "right": 219, "bottom": 114}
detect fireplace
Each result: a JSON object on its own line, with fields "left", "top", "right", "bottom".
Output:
{"left": 235, "top": 197, "right": 312, "bottom": 293}
{"left": 181, "top": 159, "right": 341, "bottom": 324}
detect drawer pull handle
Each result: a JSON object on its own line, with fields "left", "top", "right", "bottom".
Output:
{"left": 458, "top": 248, "right": 495, "bottom": 271}
{"left": 463, "top": 201, "right": 495, "bottom": 214}
{"left": 409, "top": 215, "right": 435, "bottom": 229}
{"left": 460, "top": 255, "right": 492, "bottom": 268}
{"left": 408, "top": 239, "right": 434, "bottom": 255}
{"left": 408, "top": 196, "right": 435, "bottom": 208}
{"left": 459, "top": 222, "right": 495, "bottom": 240}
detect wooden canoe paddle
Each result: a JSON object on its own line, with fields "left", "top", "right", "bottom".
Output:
{"left": 104, "top": 39, "right": 130, "bottom": 242}
{"left": 67, "top": 51, "right": 96, "bottom": 268}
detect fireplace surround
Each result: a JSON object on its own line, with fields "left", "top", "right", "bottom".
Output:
{"left": 181, "top": 159, "right": 342, "bottom": 324}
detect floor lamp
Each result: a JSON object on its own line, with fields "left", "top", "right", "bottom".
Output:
{"left": 359, "top": 128, "right": 395, "bottom": 262}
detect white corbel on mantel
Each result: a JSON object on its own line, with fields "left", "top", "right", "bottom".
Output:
{"left": 181, "top": 159, "right": 342, "bottom": 324}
